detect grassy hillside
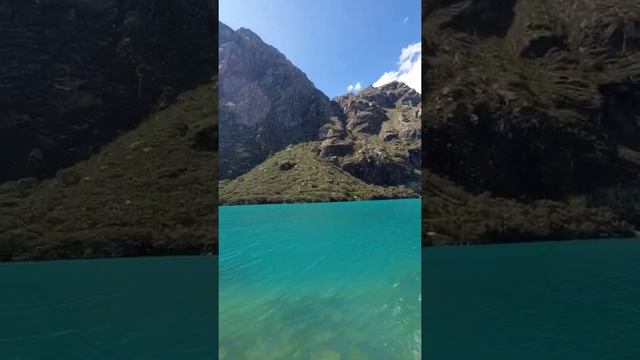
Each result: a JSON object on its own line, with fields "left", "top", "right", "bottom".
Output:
{"left": 422, "top": 0, "right": 640, "bottom": 245}
{"left": 423, "top": 171, "right": 635, "bottom": 246}
{"left": 0, "top": 83, "right": 218, "bottom": 261}
{"left": 220, "top": 142, "right": 417, "bottom": 205}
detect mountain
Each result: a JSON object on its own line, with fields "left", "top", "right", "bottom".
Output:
{"left": 0, "top": 0, "right": 218, "bottom": 261}
{"left": 218, "top": 22, "right": 421, "bottom": 204}
{"left": 422, "top": 0, "right": 640, "bottom": 245}
{"left": 0, "top": 82, "right": 218, "bottom": 261}
{"left": 326, "top": 82, "right": 421, "bottom": 189}
{"left": 0, "top": 0, "right": 216, "bottom": 182}
{"left": 218, "top": 22, "right": 334, "bottom": 180}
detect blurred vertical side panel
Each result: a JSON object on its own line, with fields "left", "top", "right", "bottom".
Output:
{"left": 423, "top": 0, "right": 640, "bottom": 358}
{"left": 0, "top": 0, "right": 219, "bottom": 358}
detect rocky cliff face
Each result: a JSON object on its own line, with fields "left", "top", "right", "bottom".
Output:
{"left": 423, "top": 0, "right": 640, "bottom": 244}
{"left": 321, "top": 82, "right": 421, "bottom": 189}
{"left": 220, "top": 80, "right": 422, "bottom": 205}
{"left": 217, "top": 22, "right": 422, "bottom": 203}
{"left": 218, "top": 21, "right": 334, "bottom": 179}
{"left": 219, "top": 22, "right": 421, "bottom": 198}
{"left": 0, "top": 0, "right": 216, "bottom": 182}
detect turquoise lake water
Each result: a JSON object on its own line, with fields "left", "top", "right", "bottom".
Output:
{"left": 423, "top": 238, "right": 640, "bottom": 360}
{"left": 219, "top": 199, "right": 422, "bottom": 360}
{"left": 0, "top": 256, "right": 216, "bottom": 359}
{"left": 3, "top": 209, "right": 637, "bottom": 360}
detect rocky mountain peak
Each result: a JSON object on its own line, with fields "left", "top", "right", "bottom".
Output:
{"left": 218, "top": 21, "right": 237, "bottom": 44}
{"left": 219, "top": 23, "right": 421, "bottom": 197}
{"left": 235, "top": 27, "right": 264, "bottom": 41}
{"left": 317, "top": 81, "right": 421, "bottom": 190}
{"left": 330, "top": 81, "right": 421, "bottom": 139}
{"left": 335, "top": 81, "right": 420, "bottom": 107}
{"left": 375, "top": 80, "right": 417, "bottom": 94}
{"left": 218, "top": 21, "right": 334, "bottom": 179}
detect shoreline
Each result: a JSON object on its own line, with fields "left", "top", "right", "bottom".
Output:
{"left": 423, "top": 236, "right": 639, "bottom": 248}
{"left": 0, "top": 252, "right": 217, "bottom": 264}
{"left": 219, "top": 196, "right": 421, "bottom": 207}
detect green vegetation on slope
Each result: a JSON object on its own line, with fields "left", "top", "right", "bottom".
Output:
{"left": 423, "top": 172, "right": 634, "bottom": 246}
{"left": 422, "top": 0, "right": 640, "bottom": 245}
{"left": 0, "top": 83, "right": 218, "bottom": 261}
{"left": 220, "top": 142, "right": 417, "bottom": 205}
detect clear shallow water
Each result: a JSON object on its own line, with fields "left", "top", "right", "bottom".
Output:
{"left": 219, "top": 199, "right": 421, "bottom": 360}
{"left": 424, "top": 239, "right": 640, "bottom": 360}
{"left": 0, "top": 256, "right": 216, "bottom": 359}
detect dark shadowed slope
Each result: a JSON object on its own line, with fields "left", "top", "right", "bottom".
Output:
{"left": 0, "top": 0, "right": 216, "bottom": 182}
{"left": 423, "top": 0, "right": 640, "bottom": 245}
{"left": 0, "top": 82, "right": 218, "bottom": 261}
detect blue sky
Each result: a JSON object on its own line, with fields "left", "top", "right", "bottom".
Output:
{"left": 219, "top": 0, "right": 421, "bottom": 98}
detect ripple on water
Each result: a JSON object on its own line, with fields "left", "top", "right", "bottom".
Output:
{"left": 219, "top": 199, "right": 421, "bottom": 359}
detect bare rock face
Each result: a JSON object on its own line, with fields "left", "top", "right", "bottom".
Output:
{"left": 218, "top": 21, "right": 334, "bottom": 179}
{"left": 0, "top": 0, "right": 216, "bottom": 182}
{"left": 318, "top": 117, "right": 355, "bottom": 158}
{"left": 323, "top": 82, "right": 422, "bottom": 188}
{"left": 219, "top": 22, "right": 420, "bottom": 192}
{"left": 423, "top": 0, "right": 640, "bottom": 243}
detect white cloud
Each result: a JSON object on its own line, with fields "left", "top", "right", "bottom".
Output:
{"left": 403, "top": 17, "right": 408, "bottom": 24}
{"left": 346, "top": 81, "right": 362, "bottom": 94}
{"left": 373, "top": 42, "right": 421, "bottom": 93}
